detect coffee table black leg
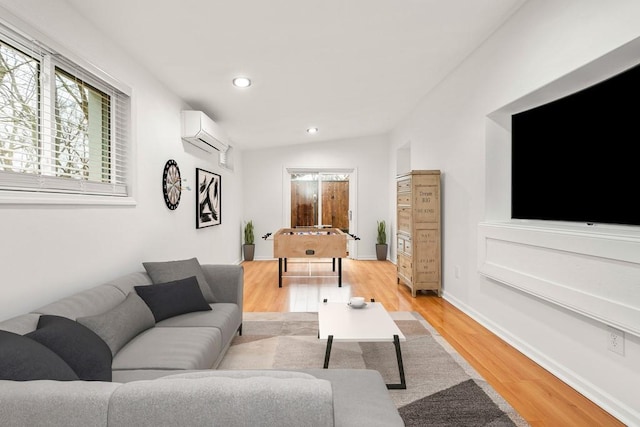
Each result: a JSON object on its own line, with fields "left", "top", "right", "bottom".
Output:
{"left": 387, "top": 334, "right": 407, "bottom": 390}
{"left": 278, "top": 258, "right": 283, "bottom": 288}
{"left": 323, "top": 335, "right": 334, "bottom": 368}
{"left": 338, "top": 258, "right": 342, "bottom": 287}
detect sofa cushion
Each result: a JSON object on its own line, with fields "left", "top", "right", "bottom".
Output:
{"left": 25, "top": 315, "right": 112, "bottom": 382}
{"left": 34, "top": 284, "right": 126, "bottom": 320}
{"left": 77, "top": 292, "right": 155, "bottom": 356}
{"left": 112, "top": 326, "right": 222, "bottom": 371}
{"left": 157, "top": 303, "right": 241, "bottom": 344}
{"left": 0, "top": 313, "right": 40, "bottom": 335}
{"left": 105, "top": 271, "right": 154, "bottom": 295}
{"left": 0, "top": 379, "right": 120, "bottom": 427}
{"left": 112, "top": 369, "right": 202, "bottom": 383}
{"left": 143, "top": 257, "right": 217, "bottom": 303}
{"left": 0, "top": 330, "right": 78, "bottom": 381}
{"left": 303, "top": 369, "right": 405, "bottom": 427}
{"left": 107, "top": 374, "right": 334, "bottom": 427}
{"left": 162, "top": 370, "right": 319, "bottom": 380}
{"left": 135, "top": 276, "right": 211, "bottom": 322}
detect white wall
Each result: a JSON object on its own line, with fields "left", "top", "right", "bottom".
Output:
{"left": 2, "top": 0, "right": 638, "bottom": 423}
{"left": 0, "top": 1, "right": 243, "bottom": 321}
{"left": 242, "top": 134, "right": 390, "bottom": 261}
{"left": 390, "top": 0, "right": 640, "bottom": 424}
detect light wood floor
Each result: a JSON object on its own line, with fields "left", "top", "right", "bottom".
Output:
{"left": 242, "top": 258, "right": 623, "bottom": 427}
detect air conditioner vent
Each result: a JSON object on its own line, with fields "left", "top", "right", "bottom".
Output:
{"left": 181, "top": 110, "right": 229, "bottom": 153}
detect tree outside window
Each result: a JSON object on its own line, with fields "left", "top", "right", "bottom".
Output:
{"left": 0, "top": 41, "right": 39, "bottom": 174}
{"left": 0, "top": 31, "right": 128, "bottom": 199}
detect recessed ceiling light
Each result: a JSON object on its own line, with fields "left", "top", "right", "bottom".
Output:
{"left": 232, "top": 77, "right": 251, "bottom": 88}
{"left": 307, "top": 127, "right": 318, "bottom": 134}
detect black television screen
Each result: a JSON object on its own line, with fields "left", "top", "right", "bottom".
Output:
{"left": 511, "top": 63, "right": 640, "bottom": 227}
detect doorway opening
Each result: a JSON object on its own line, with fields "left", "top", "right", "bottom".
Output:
{"left": 284, "top": 168, "right": 358, "bottom": 259}
{"left": 290, "top": 172, "right": 349, "bottom": 231}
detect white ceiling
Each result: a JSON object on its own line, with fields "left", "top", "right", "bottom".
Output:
{"left": 64, "top": 0, "right": 525, "bottom": 150}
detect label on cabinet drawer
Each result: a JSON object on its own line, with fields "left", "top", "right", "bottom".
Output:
{"left": 414, "top": 185, "right": 439, "bottom": 223}
{"left": 414, "top": 229, "right": 439, "bottom": 281}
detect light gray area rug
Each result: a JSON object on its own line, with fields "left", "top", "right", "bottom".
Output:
{"left": 220, "top": 312, "right": 529, "bottom": 427}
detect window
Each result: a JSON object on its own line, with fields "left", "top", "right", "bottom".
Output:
{"left": 0, "top": 24, "right": 130, "bottom": 201}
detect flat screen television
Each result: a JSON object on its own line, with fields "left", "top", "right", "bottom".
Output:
{"left": 511, "top": 63, "right": 640, "bottom": 227}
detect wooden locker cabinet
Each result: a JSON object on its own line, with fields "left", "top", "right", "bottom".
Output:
{"left": 396, "top": 170, "right": 441, "bottom": 297}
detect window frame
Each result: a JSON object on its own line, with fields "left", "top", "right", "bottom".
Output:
{"left": 0, "top": 17, "right": 134, "bottom": 206}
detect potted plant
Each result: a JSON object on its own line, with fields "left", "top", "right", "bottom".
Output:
{"left": 376, "top": 220, "right": 387, "bottom": 261}
{"left": 243, "top": 220, "right": 255, "bottom": 261}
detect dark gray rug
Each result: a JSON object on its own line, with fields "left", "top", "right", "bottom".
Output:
{"left": 220, "top": 312, "right": 528, "bottom": 426}
{"left": 399, "top": 379, "right": 519, "bottom": 426}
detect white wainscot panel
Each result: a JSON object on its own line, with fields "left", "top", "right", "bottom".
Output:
{"left": 478, "top": 221, "right": 640, "bottom": 337}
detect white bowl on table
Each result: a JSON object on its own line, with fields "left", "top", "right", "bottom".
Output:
{"left": 349, "top": 297, "right": 366, "bottom": 308}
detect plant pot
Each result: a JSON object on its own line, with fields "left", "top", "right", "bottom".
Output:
{"left": 243, "top": 244, "right": 255, "bottom": 261}
{"left": 375, "top": 244, "right": 388, "bottom": 261}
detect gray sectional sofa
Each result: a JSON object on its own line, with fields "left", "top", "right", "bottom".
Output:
{"left": 0, "top": 259, "right": 404, "bottom": 426}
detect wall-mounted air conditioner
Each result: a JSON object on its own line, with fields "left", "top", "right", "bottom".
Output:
{"left": 181, "top": 110, "right": 229, "bottom": 153}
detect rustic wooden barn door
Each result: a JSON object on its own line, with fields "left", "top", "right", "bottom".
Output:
{"left": 321, "top": 180, "right": 349, "bottom": 231}
{"left": 290, "top": 180, "right": 318, "bottom": 227}
{"left": 290, "top": 173, "right": 349, "bottom": 232}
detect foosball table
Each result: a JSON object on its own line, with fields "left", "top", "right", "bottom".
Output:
{"left": 272, "top": 227, "right": 348, "bottom": 287}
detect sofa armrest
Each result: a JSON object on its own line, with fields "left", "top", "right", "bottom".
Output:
{"left": 108, "top": 375, "right": 334, "bottom": 427}
{"left": 201, "top": 264, "right": 243, "bottom": 309}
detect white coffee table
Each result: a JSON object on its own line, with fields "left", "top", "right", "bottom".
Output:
{"left": 318, "top": 299, "right": 406, "bottom": 389}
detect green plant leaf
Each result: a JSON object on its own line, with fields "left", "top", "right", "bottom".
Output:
{"left": 244, "top": 220, "right": 255, "bottom": 244}
{"left": 377, "top": 220, "right": 386, "bottom": 244}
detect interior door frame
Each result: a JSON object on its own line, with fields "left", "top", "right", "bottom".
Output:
{"left": 283, "top": 167, "right": 358, "bottom": 259}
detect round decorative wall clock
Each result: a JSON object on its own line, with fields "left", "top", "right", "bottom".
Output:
{"left": 162, "top": 159, "right": 181, "bottom": 210}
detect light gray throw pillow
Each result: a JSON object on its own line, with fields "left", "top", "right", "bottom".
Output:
{"left": 142, "top": 257, "right": 217, "bottom": 303}
{"left": 77, "top": 292, "right": 155, "bottom": 356}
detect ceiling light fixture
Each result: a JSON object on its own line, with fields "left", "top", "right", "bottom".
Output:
{"left": 307, "top": 127, "right": 318, "bottom": 134}
{"left": 232, "top": 77, "right": 251, "bottom": 88}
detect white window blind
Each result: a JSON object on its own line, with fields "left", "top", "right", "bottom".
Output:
{"left": 0, "top": 23, "right": 130, "bottom": 198}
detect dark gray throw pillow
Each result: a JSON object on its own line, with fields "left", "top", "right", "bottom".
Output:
{"left": 142, "top": 257, "right": 217, "bottom": 303}
{"left": 0, "top": 330, "right": 79, "bottom": 381}
{"left": 77, "top": 292, "right": 155, "bottom": 356}
{"left": 135, "top": 276, "right": 212, "bottom": 322}
{"left": 26, "top": 315, "right": 112, "bottom": 382}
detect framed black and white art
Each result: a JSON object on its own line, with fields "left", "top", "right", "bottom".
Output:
{"left": 196, "top": 168, "right": 221, "bottom": 228}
